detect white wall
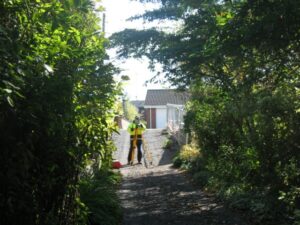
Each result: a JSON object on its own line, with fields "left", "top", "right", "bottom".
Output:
{"left": 167, "top": 104, "right": 185, "bottom": 131}
{"left": 156, "top": 108, "right": 167, "bottom": 128}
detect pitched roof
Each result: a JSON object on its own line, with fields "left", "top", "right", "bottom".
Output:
{"left": 144, "top": 89, "right": 189, "bottom": 106}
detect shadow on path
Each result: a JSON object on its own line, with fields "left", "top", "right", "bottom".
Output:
{"left": 119, "top": 166, "right": 248, "bottom": 225}
{"left": 117, "top": 129, "right": 249, "bottom": 225}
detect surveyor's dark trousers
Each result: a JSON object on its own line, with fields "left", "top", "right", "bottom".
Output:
{"left": 128, "top": 139, "right": 142, "bottom": 163}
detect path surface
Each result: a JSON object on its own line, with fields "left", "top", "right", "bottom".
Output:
{"left": 113, "top": 129, "right": 249, "bottom": 225}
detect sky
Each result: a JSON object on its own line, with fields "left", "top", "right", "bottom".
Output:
{"left": 101, "top": 0, "right": 169, "bottom": 100}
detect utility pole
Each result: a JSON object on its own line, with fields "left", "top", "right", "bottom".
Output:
{"left": 102, "top": 13, "right": 106, "bottom": 33}
{"left": 122, "top": 97, "right": 127, "bottom": 119}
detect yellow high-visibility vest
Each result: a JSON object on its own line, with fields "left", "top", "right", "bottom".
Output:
{"left": 127, "top": 123, "right": 146, "bottom": 139}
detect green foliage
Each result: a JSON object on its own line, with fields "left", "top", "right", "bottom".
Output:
{"left": 79, "top": 169, "right": 122, "bottom": 225}
{"left": 0, "top": 0, "right": 120, "bottom": 224}
{"left": 163, "top": 139, "right": 172, "bottom": 149}
{"left": 125, "top": 100, "right": 139, "bottom": 121}
{"left": 172, "top": 143, "right": 201, "bottom": 170}
{"left": 112, "top": 0, "right": 300, "bottom": 223}
{"left": 186, "top": 81, "right": 299, "bottom": 223}
{"left": 192, "top": 171, "right": 211, "bottom": 188}
{"left": 294, "top": 209, "right": 300, "bottom": 225}
{"left": 114, "top": 97, "right": 139, "bottom": 121}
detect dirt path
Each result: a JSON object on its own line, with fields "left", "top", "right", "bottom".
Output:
{"left": 114, "top": 129, "right": 249, "bottom": 225}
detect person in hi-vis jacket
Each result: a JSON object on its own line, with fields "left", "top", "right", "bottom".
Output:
{"left": 127, "top": 116, "right": 146, "bottom": 164}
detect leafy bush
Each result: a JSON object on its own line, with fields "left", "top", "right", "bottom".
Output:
{"left": 172, "top": 153, "right": 183, "bottom": 168}
{"left": 179, "top": 144, "right": 201, "bottom": 162}
{"left": 0, "top": 1, "right": 120, "bottom": 224}
{"left": 79, "top": 169, "right": 122, "bottom": 225}
{"left": 185, "top": 82, "right": 300, "bottom": 223}
{"left": 172, "top": 144, "right": 201, "bottom": 170}
{"left": 192, "top": 171, "right": 210, "bottom": 188}
{"left": 294, "top": 209, "right": 300, "bottom": 225}
{"left": 163, "top": 138, "right": 173, "bottom": 150}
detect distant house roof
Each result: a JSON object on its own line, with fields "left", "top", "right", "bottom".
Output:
{"left": 130, "top": 100, "right": 145, "bottom": 109}
{"left": 144, "top": 89, "right": 189, "bottom": 106}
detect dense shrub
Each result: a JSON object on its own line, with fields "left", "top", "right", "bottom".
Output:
{"left": 185, "top": 81, "right": 300, "bottom": 223}
{"left": 79, "top": 170, "right": 122, "bottom": 225}
{"left": 0, "top": 1, "right": 120, "bottom": 224}
{"left": 172, "top": 143, "right": 201, "bottom": 170}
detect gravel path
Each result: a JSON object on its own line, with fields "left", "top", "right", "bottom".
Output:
{"left": 114, "top": 129, "right": 249, "bottom": 225}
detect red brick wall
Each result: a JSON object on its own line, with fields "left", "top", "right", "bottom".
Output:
{"left": 144, "top": 109, "right": 149, "bottom": 128}
{"left": 145, "top": 108, "right": 156, "bottom": 128}
{"left": 151, "top": 108, "right": 156, "bottom": 128}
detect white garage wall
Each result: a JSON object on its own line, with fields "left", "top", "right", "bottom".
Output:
{"left": 156, "top": 108, "right": 167, "bottom": 129}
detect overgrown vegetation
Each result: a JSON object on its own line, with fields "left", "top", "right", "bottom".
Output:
{"left": 114, "top": 98, "right": 139, "bottom": 121}
{"left": 172, "top": 143, "right": 201, "bottom": 169}
{"left": 0, "top": 0, "right": 121, "bottom": 224}
{"left": 79, "top": 170, "right": 122, "bottom": 225}
{"left": 111, "top": 0, "right": 300, "bottom": 224}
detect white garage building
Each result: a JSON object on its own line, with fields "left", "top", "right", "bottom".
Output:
{"left": 144, "top": 89, "right": 189, "bottom": 129}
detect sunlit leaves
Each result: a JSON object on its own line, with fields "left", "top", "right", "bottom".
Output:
{"left": 69, "top": 27, "right": 82, "bottom": 44}
{"left": 215, "top": 11, "right": 233, "bottom": 26}
{"left": 111, "top": 0, "right": 300, "bottom": 222}
{"left": 0, "top": 0, "right": 119, "bottom": 224}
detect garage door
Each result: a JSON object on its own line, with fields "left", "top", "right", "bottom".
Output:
{"left": 156, "top": 108, "right": 167, "bottom": 129}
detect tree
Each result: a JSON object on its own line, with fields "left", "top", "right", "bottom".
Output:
{"left": 126, "top": 100, "right": 139, "bottom": 121}
{"left": 111, "top": 0, "right": 300, "bottom": 222}
{"left": 0, "top": 0, "right": 120, "bottom": 224}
